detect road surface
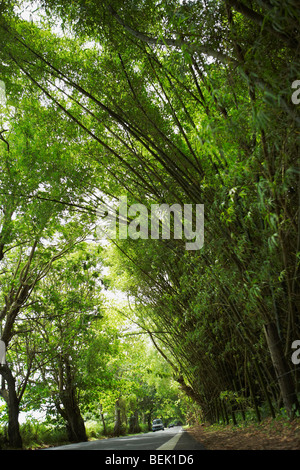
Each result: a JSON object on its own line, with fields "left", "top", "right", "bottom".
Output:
{"left": 47, "top": 426, "right": 205, "bottom": 451}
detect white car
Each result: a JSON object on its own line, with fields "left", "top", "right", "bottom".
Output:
{"left": 152, "top": 419, "right": 164, "bottom": 432}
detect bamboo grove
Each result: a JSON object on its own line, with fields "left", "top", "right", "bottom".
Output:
{"left": 0, "top": 0, "right": 299, "bottom": 448}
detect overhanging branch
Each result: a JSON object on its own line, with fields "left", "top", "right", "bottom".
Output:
{"left": 107, "top": 4, "right": 238, "bottom": 65}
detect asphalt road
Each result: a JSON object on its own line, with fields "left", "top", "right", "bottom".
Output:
{"left": 47, "top": 426, "right": 205, "bottom": 451}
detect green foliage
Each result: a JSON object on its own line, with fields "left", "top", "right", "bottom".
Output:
{"left": 0, "top": 0, "right": 299, "bottom": 448}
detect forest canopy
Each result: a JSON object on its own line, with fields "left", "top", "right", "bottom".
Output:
{"left": 0, "top": 0, "right": 299, "bottom": 449}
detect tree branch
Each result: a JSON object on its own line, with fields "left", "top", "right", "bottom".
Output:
{"left": 107, "top": 5, "right": 237, "bottom": 65}
{"left": 225, "top": 0, "right": 298, "bottom": 47}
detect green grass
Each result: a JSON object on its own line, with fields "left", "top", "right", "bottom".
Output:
{"left": 11, "top": 419, "right": 153, "bottom": 449}
{"left": 20, "top": 421, "right": 69, "bottom": 449}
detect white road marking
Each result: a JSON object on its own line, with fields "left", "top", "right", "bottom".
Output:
{"left": 156, "top": 429, "right": 183, "bottom": 450}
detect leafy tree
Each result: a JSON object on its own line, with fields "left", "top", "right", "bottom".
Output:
{"left": 0, "top": 1, "right": 299, "bottom": 446}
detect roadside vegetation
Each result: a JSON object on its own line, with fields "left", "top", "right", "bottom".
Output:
{"left": 188, "top": 416, "right": 300, "bottom": 450}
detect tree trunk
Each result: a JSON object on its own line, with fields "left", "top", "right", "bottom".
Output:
{"left": 246, "top": 363, "right": 261, "bottom": 423}
{"left": 65, "top": 410, "right": 86, "bottom": 442}
{"left": 113, "top": 398, "right": 122, "bottom": 436}
{"left": 56, "top": 391, "right": 87, "bottom": 442}
{"left": 0, "top": 365, "right": 22, "bottom": 448}
{"left": 264, "top": 322, "right": 299, "bottom": 417}
{"left": 99, "top": 404, "right": 107, "bottom": 435}
{"left": 146, "top": 411, "right": 152, "bottom": 431}
{"left": 56, "top": 355, "right": 87, "bottom": 442}
{"left": 129, "top": 410, "right": 140, "bottom": 434}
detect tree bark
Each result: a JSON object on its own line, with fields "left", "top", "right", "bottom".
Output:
{"left": 128, "top": 410, "right": 140, "bottom": 434}
{"left": 63, "top": 405, "right": 87, "bottom": 443}
{"left": 99, "top": 404, "right": 107, "bottom": 435}
{"left": 0, "top": 364, "right": 22, "bottom": 448}
{"left": 56, "top": 355, "right": 87, "bottom": 443}
{"left": 264, "top": 322, "right": 299, "bottom": 417}
{"left": 55, "top": 391, "right": 87, "bottom": 442}
{"left": 146, "top": 411, "right": 152, "bottom": 431}
{"left": 113, "top": 398, "right": 122, "bottom": 436}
